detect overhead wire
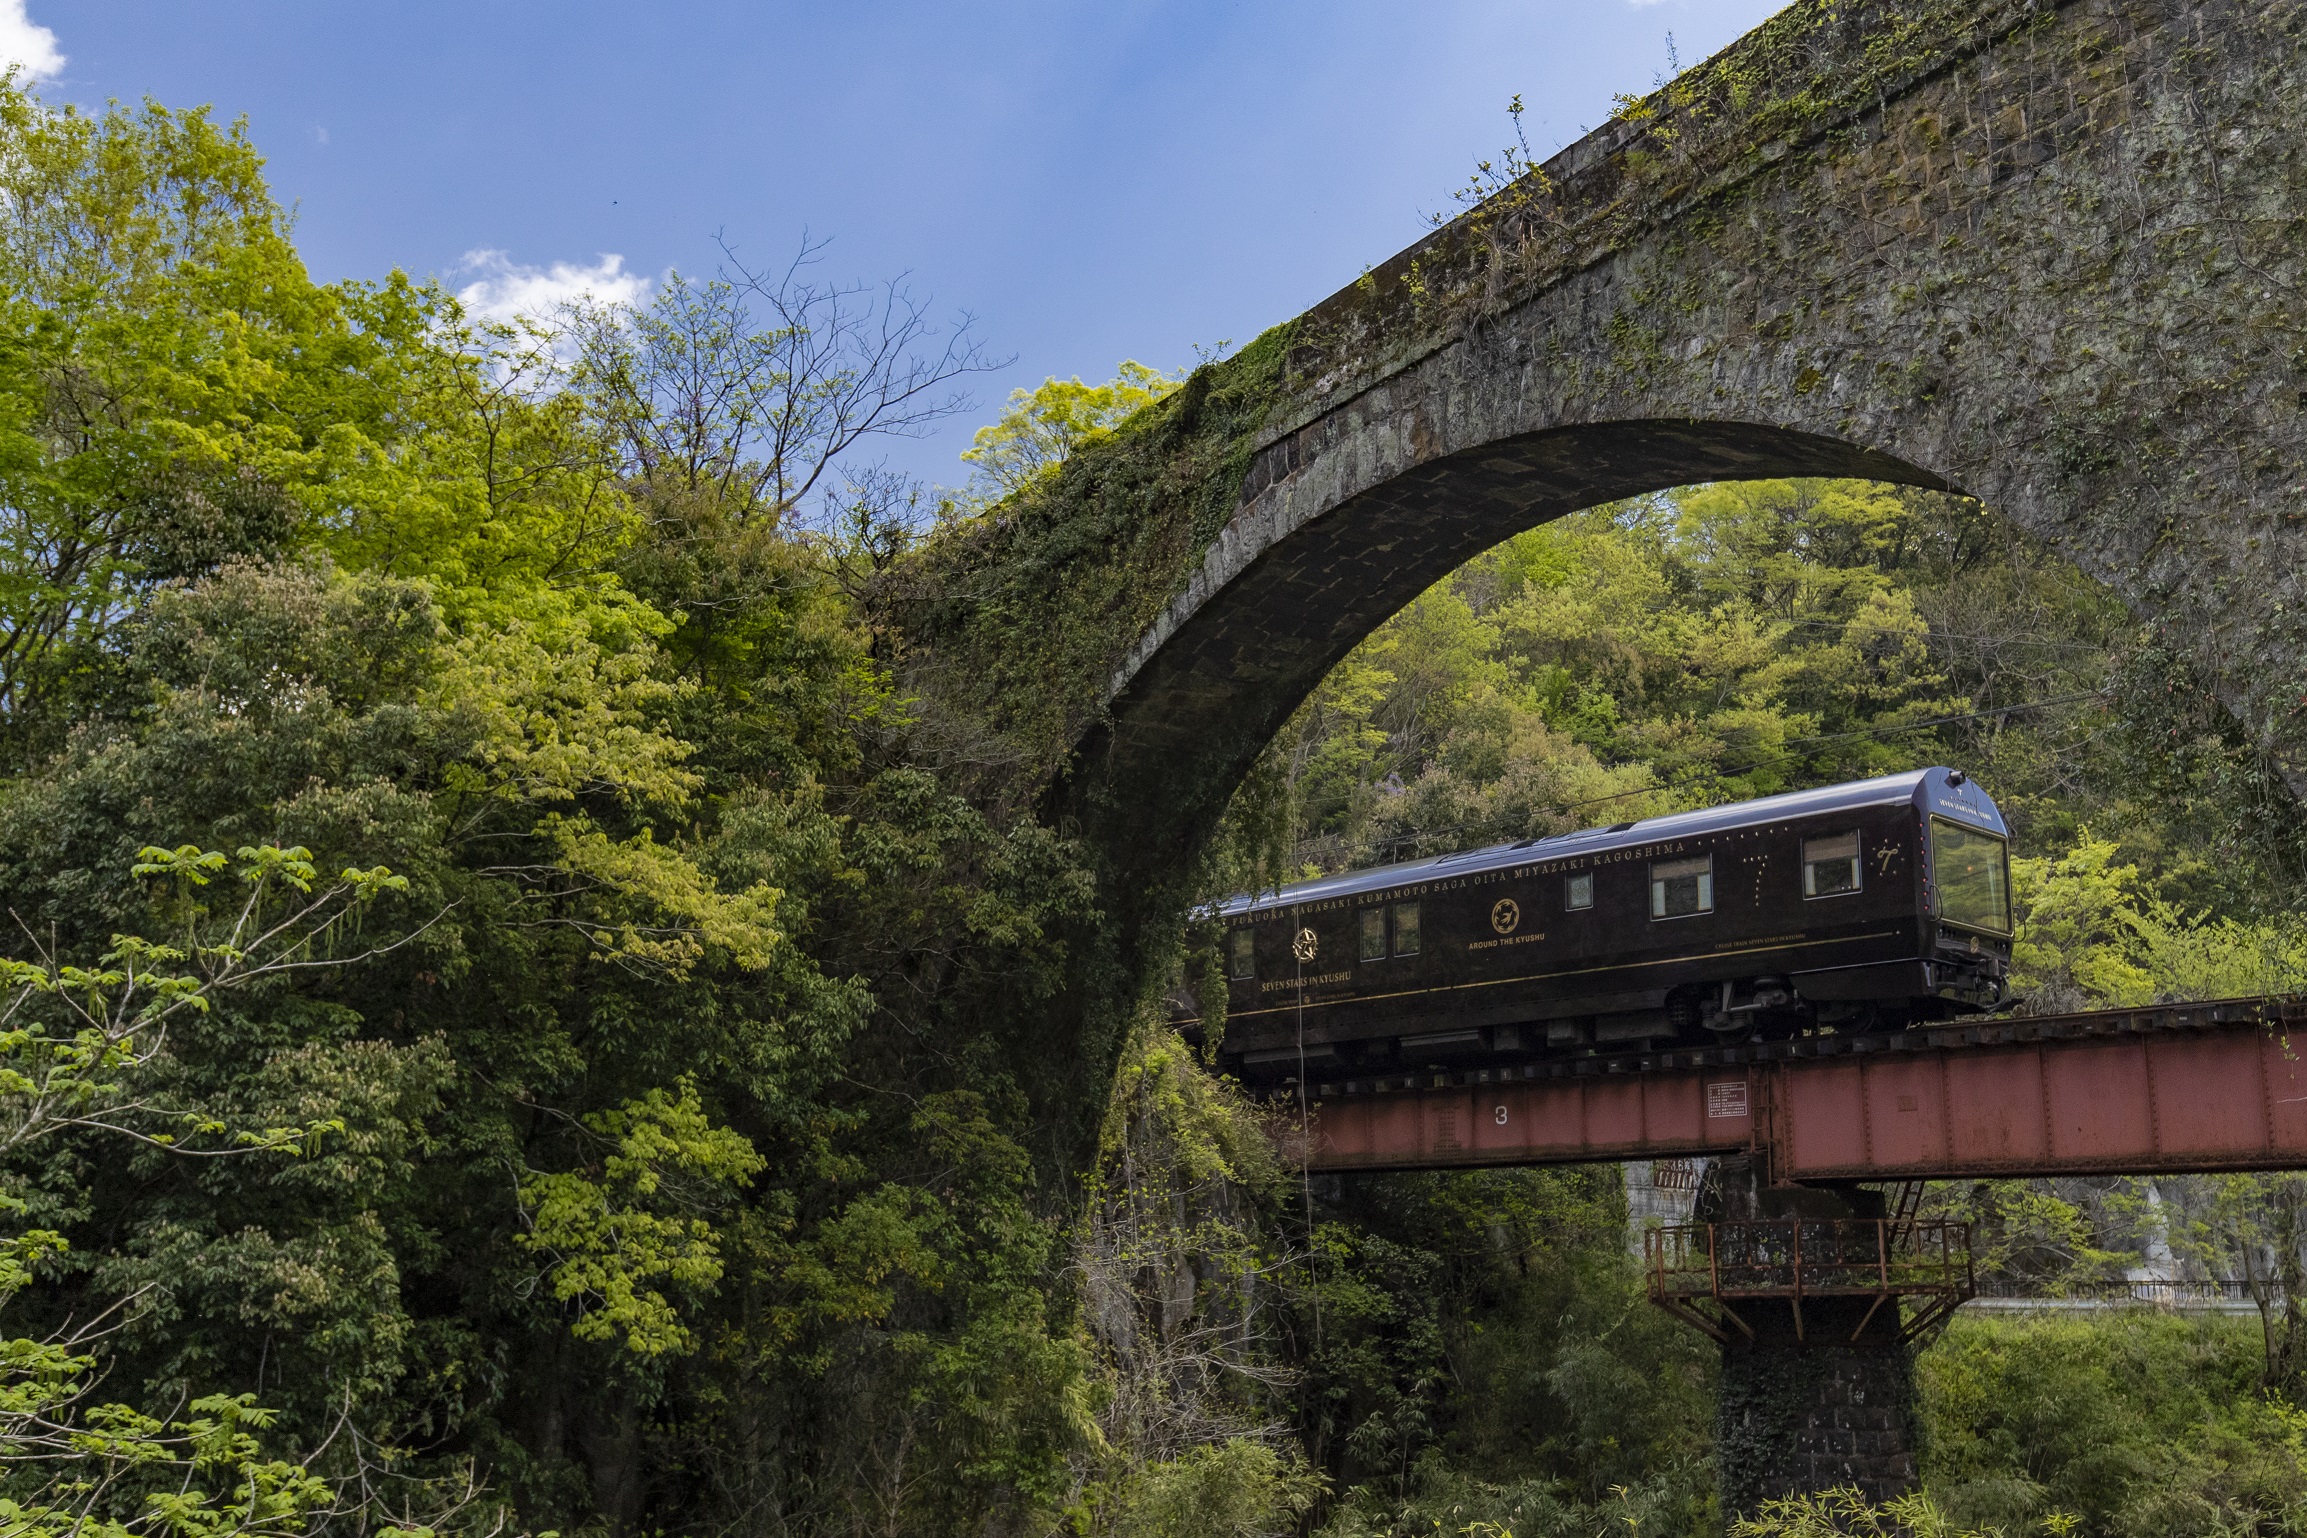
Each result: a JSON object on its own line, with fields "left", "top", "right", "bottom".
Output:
{"left": 1774, "top": 617, "right": 2120, "bottom": 654}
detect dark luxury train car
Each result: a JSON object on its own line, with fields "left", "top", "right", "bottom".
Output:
{"left": 1184, "top": 767, "right": 2014, "bottom": 1087}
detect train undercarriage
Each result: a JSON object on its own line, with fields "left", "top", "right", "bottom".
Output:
{"left": 1212, "top": 955, "right": 2009, "bottom": 1089}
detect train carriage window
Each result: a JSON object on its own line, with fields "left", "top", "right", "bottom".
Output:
{"left": 1229, "top": 928, "right": 1255, "bottom": 980}
{"left": 1931, "top": 817, "right": 2013, "bottom": 934}
{"left": 1565, "top": 873, "right": 1593, "bottom": 911}
{"left": 1392, "top": 902, "right": 1421, "bottom": 956}
{"left": 1803, "top": 832, "right": 1862, "bottom": 897}
{"left": 1650, "top": 856, "right": 1713, "bottom": 919}
{"left": 1359, "top": 908, "right": 1387, "bottom": 962}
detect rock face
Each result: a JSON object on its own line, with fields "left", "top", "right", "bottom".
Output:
{"left": 894, "top": 0, "right": 2306, "bottom": 1154}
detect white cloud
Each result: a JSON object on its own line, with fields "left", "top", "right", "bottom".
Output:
{"left": 453, "top": 249, "right": 651, "bottom": 326}
{"left": 0, "top": 0, "right": 65, "bottom": 83}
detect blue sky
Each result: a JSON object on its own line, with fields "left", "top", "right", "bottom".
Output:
{"left": 7, "top": 0, "right": 1782, "bottom": 489}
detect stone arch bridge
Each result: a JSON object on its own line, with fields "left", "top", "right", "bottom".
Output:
{"left": 892, "top": 0, "right": 2306, "bottom": 1131}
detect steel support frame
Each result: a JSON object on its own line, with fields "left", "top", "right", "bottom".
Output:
{"left": 1298, "top": 1003, "right": 2307, "bottom": 1182}
{"left": 1645, "top": 1219, "right": 1974, "bottom": 1346}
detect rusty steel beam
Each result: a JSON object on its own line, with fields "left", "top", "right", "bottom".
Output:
{"left": 1301, "top": 1002, "right": 2307, "bottom": 1180}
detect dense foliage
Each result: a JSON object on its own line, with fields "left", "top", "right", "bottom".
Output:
{"left": 0, "top": 80, "right": 1104, "bottom": 1537}
{"left": 3, "top": 76, "right": 2305, "bottom": 1538}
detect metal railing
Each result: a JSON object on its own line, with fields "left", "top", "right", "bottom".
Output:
{"left": 1971, "top": 1277, "right": 2256, "bottom": 1308}
{"left": 1644, "top": 1218, "right": 1974, "bottom": 1345}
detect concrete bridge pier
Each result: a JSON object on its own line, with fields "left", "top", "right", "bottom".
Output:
{"left": 1694, "top": 1163, "right": 1920, "bottom": 1517}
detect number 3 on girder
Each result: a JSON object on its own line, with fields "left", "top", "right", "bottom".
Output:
{"left": 1493, "top": 1104, "right": 1509, "bottom": 1126}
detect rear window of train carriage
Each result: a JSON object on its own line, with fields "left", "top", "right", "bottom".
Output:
{"left": 1230, "top": 927, "right": 1255, "bottom": 979}
{"left": 1931, "top": 817, "right": 2013, "bottom": 934}
{"left": 1360, "top": 907, "right": 1386, "bottom": 961}
{"left": 1650, "top": 855, "right": 1713, "bottom": 919}
{"left": 1565, "top": 872, "right": 1593, "bottom": 910}
{"left": 1803, "top": 831, "right": 1861, "bottom": 896}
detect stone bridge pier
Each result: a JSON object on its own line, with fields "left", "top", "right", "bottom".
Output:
{"left": 1694, "top": 1166, "right": 1920, "bottom": 1516}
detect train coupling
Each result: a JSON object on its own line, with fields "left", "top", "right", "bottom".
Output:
{"left": 1922, "top": 959, "right": 2006, "bottom": 1010}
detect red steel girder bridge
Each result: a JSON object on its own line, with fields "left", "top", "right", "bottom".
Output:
{"left": 1293, "top": 997, "right": 2307, "bottom": 1182}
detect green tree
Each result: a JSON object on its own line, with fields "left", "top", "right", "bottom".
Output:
{"left": 0, "top": 843, "right": 432, "bottom": 1537}
{"left": 1730, "top": 1486, "right": 2079, "bottom": 1536}
{"left": 2008, "top": 836, "right": 2157, "bottom": 1010}
{"left": 1920, "top": 1312, "right": 2307, "bottom": 1534}
{"left": 2165, "top": 1174, "right": 2307, "bottom": 1395}
{"left": 959, "top": 361, "right": 1184, "bottom": 503}
{"left": 566, "top": 254, "right": 995, "bottom": 528}
{"left": 0, "top": 82, "right": 328, "bottom": 734}
{"left": 0, "top": 75, "right": 660, "bottom": 766}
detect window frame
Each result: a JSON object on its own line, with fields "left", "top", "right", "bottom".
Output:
{"left": 1358, "top": 906, "right": 1388, "bottom": 962}
{"left": 1229, "top": 927, "right": 1255, "bottom": 980}
{"left": 1929, "top": 816, "right": 2014, "bottom": 936}
{"left": 1564, "top": 872, "right": 1594, "bottom": 911}
{"left": 1801, "top": 830, "right": 1864, "bottom": 900}
{"left": 1391, "top": 901, "right": 1421, "bottom": 957}
{"left": 1649, "top": 854, "right": 1715, "bottom": 921}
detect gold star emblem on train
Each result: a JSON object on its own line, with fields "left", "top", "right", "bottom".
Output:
{"left": 1292, "top": 927, "right": 1318, "bottom": 962}
{"left": 1491, "top": 898, "right": 1520, "bottom": 935}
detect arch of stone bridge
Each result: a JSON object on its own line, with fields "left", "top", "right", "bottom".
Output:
{"left": 893, "top": 0, "right": 2305, "bottom": 1156}
{"left": 1040, "top": 0, "right": 2305, "bottom": 909}
{"left": 1069, "top": 421, "right": 1945, "bottom": 903}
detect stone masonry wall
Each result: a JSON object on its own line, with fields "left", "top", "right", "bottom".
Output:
{"left": 1058, "top": 0, "right": 2307, "bottom": 903}
{"left": 1717, "top": 1302, "right": 1921, "bottom": 1516}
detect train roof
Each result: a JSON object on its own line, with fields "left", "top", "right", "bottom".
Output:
{"left": 1216, "top": 767, "right": 2006, "bottom": 918}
